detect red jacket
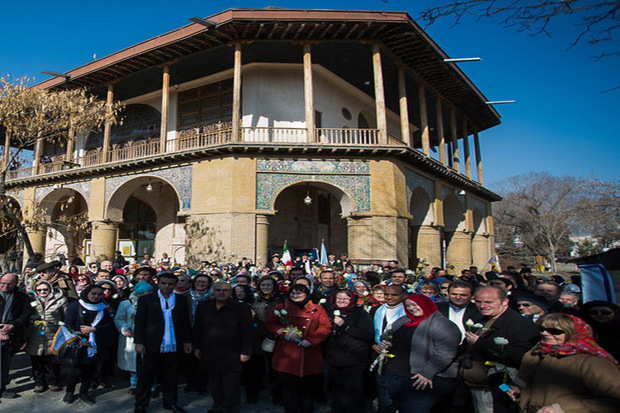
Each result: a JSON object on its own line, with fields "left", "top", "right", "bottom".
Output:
{"left": 265, "top": 299, "right": 332, "bottom": 377}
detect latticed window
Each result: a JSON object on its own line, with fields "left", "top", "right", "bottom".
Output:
{"left": 178, "top": 79, "right": 233, "bottom": 129}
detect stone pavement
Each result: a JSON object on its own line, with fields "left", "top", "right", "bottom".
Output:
{"left": 1, "top": 352, "right": 332, "bottom": 413}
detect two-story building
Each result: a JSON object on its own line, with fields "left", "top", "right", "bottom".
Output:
{"left": 3, "top": 8, "right": 501, "bottom": 271}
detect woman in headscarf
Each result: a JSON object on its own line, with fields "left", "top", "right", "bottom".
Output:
{"left": 114, "top": 281, "right": 153, "bottom": 393}
{"left": 352, "top": 280, "right": 372, "bottom": 309}
{"left": 265, "top": 284, "right": 332, "bottom": 413}
{"left": 511, "top": 313, "right": 620, "bottom": 413}
{"left": 580, "top": 300, "right": 620, "bottom": 361}
{"left": 112, "top": 274, "right": 131, "bottom": 301}
{"left": 325, "top": 289, "right": 374, "bottom": 413}
{"left": 67, "top": 265, "right": 80, "bottom": 280}
{"left": 74, "top": 273, "right": 91, "bottom": 298}
{"left": 378, "top": 293, "right": 461, "bottom": 412}
{"left": 174, "top": 271, "right": 192, "bottom": 295}
{"left": 252, "top": 276, "right": 284, "bottom": 405}
{"left": 63, "top": 283, "right": 115, "bottom": 405}
{"left": 25, "top": 280, "right": 68, "bottom": 393}
{"left": 182, "top": 273, "right": 213, "bottom": 394}
{"left": 232, "top": 284, "right": 255, "bottom": 305}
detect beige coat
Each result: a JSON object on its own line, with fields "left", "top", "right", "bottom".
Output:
{"left": 519, "top": 350, "right": 620, "bottom": 413}
{"left": 25, "top": 288, "right": 69, "bottom": 356}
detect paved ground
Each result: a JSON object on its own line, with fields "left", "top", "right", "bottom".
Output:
{"left": 1, "top": 352, "right": 333, "bottom": 413}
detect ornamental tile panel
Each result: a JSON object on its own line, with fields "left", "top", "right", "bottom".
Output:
{"left": 105, "top": 165, "right": 192, "bottom": 210}
{"left": 6, "top": 188, "right": 24, "bottom": 207}
{"left": 404, "top": 169, "right": 435, "bottom": 209}
{"left": 256, "top": 173, "right": 370, "bottom": 211}
{"left": 256, "top": 159, "right": 370, "bottom": 174}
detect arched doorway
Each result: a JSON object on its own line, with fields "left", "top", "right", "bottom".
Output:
{"left": 41, "top": 189, "right": 89, "bottom": 263}
{"left": 269, "top": 183, "right": 348, "bottom": 258}
{"left": 107, "top": 176, "right": 184, "bottom": 264}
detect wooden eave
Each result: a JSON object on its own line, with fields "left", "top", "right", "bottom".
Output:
{"left": 35, "top": 8, "right": 500, "bottom": 131}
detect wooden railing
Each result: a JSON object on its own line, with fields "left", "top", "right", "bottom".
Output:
{"left": 6, "top": 125, "right": 411, "bottom": 181}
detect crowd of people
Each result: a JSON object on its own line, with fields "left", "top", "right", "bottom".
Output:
{"left": 0, "top": 251, "right": 619, "bottom": 413}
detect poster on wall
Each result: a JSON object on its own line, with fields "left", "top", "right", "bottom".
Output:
{"left": 118, "top": 240, "right": 136, "bottom": 264}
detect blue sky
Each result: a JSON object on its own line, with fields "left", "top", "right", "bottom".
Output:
{"left": 2, "top": 1, "right": 618, "bottom": 188}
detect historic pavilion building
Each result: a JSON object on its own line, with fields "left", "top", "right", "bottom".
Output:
{"left": 3, "top": 8, "right": 502, "bottom": 271}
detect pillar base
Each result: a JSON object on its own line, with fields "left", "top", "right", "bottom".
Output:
{"left": 90, "top": 220, "right": 119, "bottom": 262}
{"left": 411, "top": 225, "right": 442, "bottom": 271}
{"left": 445, "top": 231, "right": 472, "bottom": 274}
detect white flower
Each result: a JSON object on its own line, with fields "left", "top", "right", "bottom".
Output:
{"left": 385, "top": 323, "right": 393, "bottom": 331}
{"left": 30, "top": 301, "right": 39, "bottom": 307}
{"left": 494, "top": 337, "right": 509, "bottom": 346}
{"left": 274, "top": 310, "right": 281, "bottom": 317}
{"left": 280, "top": 309, "right": 288, "bottom": 315}
{"left": 473, "top": 323, "right": 484, "bottom": 329}
{"left": 421, "top": 258, "right": 427, "bottom": 263}
{"left": 333, "top": 310, "right": 341, "bottom": 316}
{"left": 363, "top": 291, "right": 369, "bottom": 296}
{"left": 319, "top": 299, "right": 326, "bottom": 304}
{"left": 58, "top": 321, "right": 65, "bottom": 326}
{"left": 465, "top": 319, "right": 474, "bottom": 327}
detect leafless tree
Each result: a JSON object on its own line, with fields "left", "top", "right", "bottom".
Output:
{"left": 418, "top": 1, "right": 620, "bottom": 59}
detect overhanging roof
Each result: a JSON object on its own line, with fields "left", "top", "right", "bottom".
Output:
{"left": 35, "top": 8, "right": 501, "bottom": 131}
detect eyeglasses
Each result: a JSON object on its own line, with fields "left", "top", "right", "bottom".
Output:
{"left": 589, "top": 309, "right": 613, "bottom": 316}
{"left": 101, "top": 287, "right": 114, "bottom": 291}
{"left": 518, "top": 303, "right": 531, "bottom": 307}
{"left": 538, "top": 326, "right": 566, "bottom": 335}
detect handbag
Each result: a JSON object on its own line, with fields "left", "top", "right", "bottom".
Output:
{"left": 261, "top": 337, "right": 276, "bottom": 353}
{"left": 54, "top": 340, "right": 84, "bottom": 368}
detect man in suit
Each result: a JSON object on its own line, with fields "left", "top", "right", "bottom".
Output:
{"left": 436, "top": 280, "right": 482, "bottom": 343}
{"left": 0, "top": 272, "right": 31, "bottom": 399}
{"left": 134, "top": 272, "right": 192, "bottom": 413}
{"left": 193, "top": 282, "right": 253, "bottom": 412}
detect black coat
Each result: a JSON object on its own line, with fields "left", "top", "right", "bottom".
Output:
{"left": 325, "top": 307, "right": 374, "bottom": 368}
{"left": 134, "top": 292, "right": 191, "bottom": 353}
{"left": 466, "top": 308, "right": 539, "bottom": 368}
{"left": 0, "top": 289, "right": 32, "bottom": 351}
{"left": 193, "top": 299, "right": 253, "bottom": 372}
{"left": 436, "top": 302, "right": 483, "bottom": 332}
{"left": 65, "top": 301, "right": 115, "bottom": 364}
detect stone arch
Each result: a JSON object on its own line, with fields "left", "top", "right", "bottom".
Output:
{"left": 106, "top": 175, "right": 182, "bottom": 222}
{"left": 410, "top": 187, "right": 434, "bottom": 226}
{"left": 443, "top": 193, "right": 466, "bottom": 232}
{"left": 269, "top": 179, "right": 354, "bottom": 217}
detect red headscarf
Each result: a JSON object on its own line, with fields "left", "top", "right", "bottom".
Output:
{"left": 403, "top": 294, "right": 438, "bottom": 327}
{"left": 534, "top": 314, "right": 618, "bottom": 364}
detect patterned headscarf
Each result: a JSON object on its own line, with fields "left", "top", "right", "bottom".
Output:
{"left": 534, "top": 314, "right": 618, "bottom": 364}
{"left": 403, "top": 294, "right": 438, "bottom": 327}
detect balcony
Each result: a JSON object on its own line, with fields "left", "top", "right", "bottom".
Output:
{"left": 6, "top": 125, "right": 408, "bottom": 181}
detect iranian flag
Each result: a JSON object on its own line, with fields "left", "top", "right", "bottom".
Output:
{"left": 282, "top": 240, "right": 293, "bottom": 266}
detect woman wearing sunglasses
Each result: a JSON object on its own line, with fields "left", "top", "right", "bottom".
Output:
{"left": 510, "top": 313, "right": 620, "bottom": 413}
{"left": 25, "top": 280, "right": 69, "bottom": 393}
{"left": 580, "top": 300, "right": 620, "bottom": 361}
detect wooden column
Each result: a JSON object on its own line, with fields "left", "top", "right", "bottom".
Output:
{"left": 33, "top": 134, "right": 43, "bottom": 174}
{"left": 418, "top": 81, "right": 430, "bottom": 156}
{"left": 462, "top": 117, "right": 472, "bottom": 178}
{"left": 397, "top": 66, "right": 411, "bottom": 147}
{"left": 65, "top": 129, "right": 75, "bottom": 162}
{"left": 450, "top": 106, "right": 460, "bottom": 172}
{"left": 372, "top": 43, "right": 388, "bottom": 145}
{"left": 232, "top": 43, "right": 242, "bottom": 142}
{"left": 474, "top": 127, "right": 484, "bottom": 185}
{"left": 2, "top": 129, "right": 10, "bottom": 170}
{"left": 303, "top": 43, "right": 315, "bottom": 143}
{"left": 102, "top": 84, "right": 114, "bottom": 162}
{"left": 160, "top": 65, "right": 170, "bottom": 153}
{"left": 435, "top": 96, "right": 446, "bottom": 165}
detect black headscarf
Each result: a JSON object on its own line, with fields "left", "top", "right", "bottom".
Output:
{"left": 287, "top": 284, "right": 311, "bottom": 309}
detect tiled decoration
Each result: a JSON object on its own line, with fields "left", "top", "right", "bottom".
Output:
{"left": 404, "top": 169, "right": 434, "bottom": 209}
{"left": 256, "top": 160, "right": 371, "bottom": 211}
{"left": 6, "top": 188, "right": 24, "bottom": 207}
{"left": 470, "top": 196, "right": 488, "bottom": 215}
{"left": 106, "top": 165, "right": 192, "bottom": 210}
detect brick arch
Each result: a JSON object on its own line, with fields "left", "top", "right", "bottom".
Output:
{"left": 257, "top": 173, "right": 370, "bottom": 216}
{"left": 410, "top": 187, "right": 434, "bottom": 226}
{"left": 39, "top": 188, "right": 89, "bottom": 224}
{"left": 106, "top": 175, "right": 182, "bottom": 222}
{"left": 443, "top": 193, "right": 466, "bottom": 232}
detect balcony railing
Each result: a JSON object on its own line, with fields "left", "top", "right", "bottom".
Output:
{"left": 6, "top": 125, "right": 409, "bottom": 181}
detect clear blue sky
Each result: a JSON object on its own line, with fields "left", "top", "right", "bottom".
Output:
{"left": 2, "top": 1, "right": 618, "bottom": 188}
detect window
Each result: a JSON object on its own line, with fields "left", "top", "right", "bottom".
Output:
{"left": 178, "top": 79, "right": 233, "bottom": 129}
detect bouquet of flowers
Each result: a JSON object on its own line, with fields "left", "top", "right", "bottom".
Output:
{"left": 274, "top": 308, "right": 303, "bottom": 343}
{"left": 369, "top": 324, "right": 395, "bottom": 374}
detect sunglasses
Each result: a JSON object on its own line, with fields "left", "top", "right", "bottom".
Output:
{"left": 538, "top": 326, "right": 565, "bottom": 335}
{"left": 36, "top": 289, "right": 50, "bottom": 292}
{"left": 589, "top": 309, "right": 613, "bottom": 316}
{"left": 518, "top": 303, "right": 531, "bottom": 307}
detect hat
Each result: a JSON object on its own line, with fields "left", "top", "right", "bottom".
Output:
{"left": 36, "top": 261, "right": 61, "bottom": 273}
{"left": 134, "top": 281, "right": 153, "bottom": 294}
{"left": 25, "top": 262, "right": 39, "bottom": 270}
{"left": 517, "top": 294, "right": 549, "bottom": 311}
